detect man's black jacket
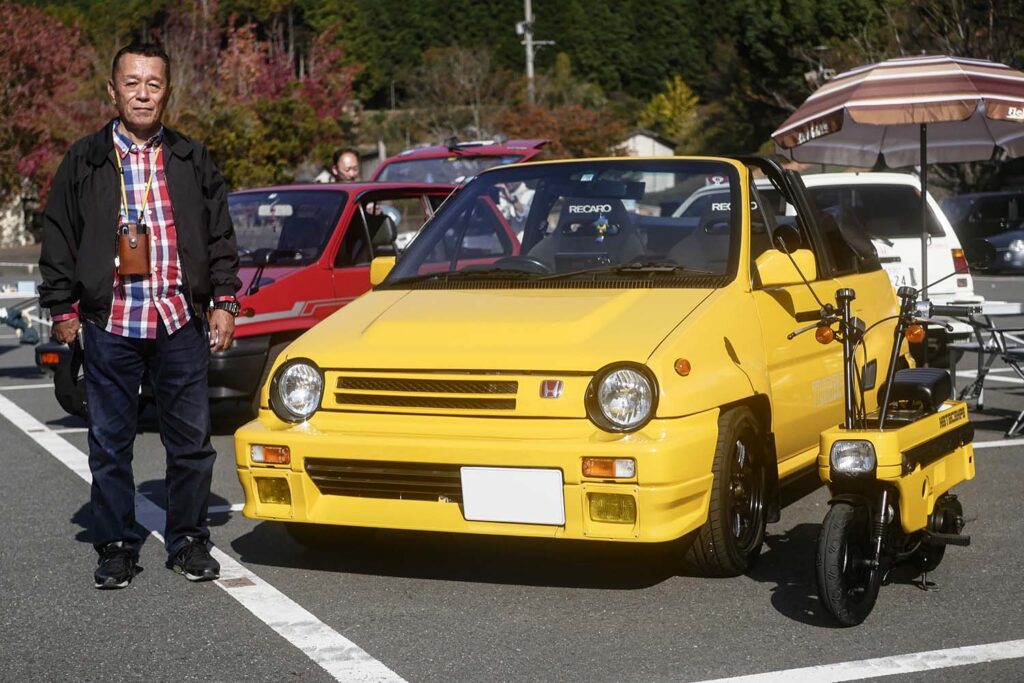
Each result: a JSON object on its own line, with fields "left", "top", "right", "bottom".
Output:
{"left": 39, "top": 120, "right": 241, "bottom": 325}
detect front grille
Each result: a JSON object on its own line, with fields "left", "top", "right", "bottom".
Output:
{"left": 332, "top": 374, "right": 518, "bottom": 411}
{"left": 305, "top": 458, "right": 463, "bottom": 501}
{"left": 334, "top": 393, "right": 516, "bottom": 410}
{"left": 337, "top": 377, "right": 517, "bottom": 394}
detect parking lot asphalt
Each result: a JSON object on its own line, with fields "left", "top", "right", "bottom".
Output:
{"left": 1, "top": 265, "right": 1022, "bottom": 682}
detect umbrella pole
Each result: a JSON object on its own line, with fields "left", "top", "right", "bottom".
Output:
{"left": 920, "top": 122, "right": 929, "bottom": 367}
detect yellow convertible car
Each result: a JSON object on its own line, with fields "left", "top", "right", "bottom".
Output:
{"left": 234, "top": 156, "right": 900, "bottom": 576}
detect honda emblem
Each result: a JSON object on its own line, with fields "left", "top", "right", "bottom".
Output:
{"left": 539, "top": 379, "right": 563, "bottom": 399}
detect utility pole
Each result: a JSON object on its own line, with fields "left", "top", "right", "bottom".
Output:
{"left": 516, "top": 0, "right": 553, "bottom": 105}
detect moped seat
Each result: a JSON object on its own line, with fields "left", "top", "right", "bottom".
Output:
{"left": 879, "top": 368, "right": 952, "bottom": 413}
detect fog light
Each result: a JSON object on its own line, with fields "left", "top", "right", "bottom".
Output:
{"left": 582, "top": 457, "right": 636, "bottom": 478}
{"left": 588, "top": 493, "right": 637, "bottom": 524}
{"left": 251, "top": 444, "right": 291, "bottom": 465}
{"left": 255, "top": 477, "right": 291, "bottom": 504}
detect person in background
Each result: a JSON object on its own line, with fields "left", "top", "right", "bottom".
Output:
{"left": 38, "top": 42, "right": 241, "bottom": 589}
{"left": 316, "top": 148, "right": 361, "bottom": 182}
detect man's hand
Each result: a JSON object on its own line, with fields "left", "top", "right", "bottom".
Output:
{"left": 53, "top": 318, "right": 80, "bottom": 344}
{"left": 207, "top": 308, "right": 235, "bottom": 352}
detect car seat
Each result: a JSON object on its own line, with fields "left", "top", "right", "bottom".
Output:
{"left": 527, "top": 198, "right": 644, "bottom": 269}
{"left": 667, "top": 201, "right": 732, "bottom": 272}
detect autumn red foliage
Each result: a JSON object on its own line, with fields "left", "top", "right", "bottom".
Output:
{"left": 496, "top": 104, "right": 627, "bottom": 159}
{"left": 0, "top": 2, "right": 105, "bottom": 202}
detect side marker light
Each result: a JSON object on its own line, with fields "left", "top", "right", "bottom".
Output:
{"left": 674, "top": 358, "right": 691, "bottom": 376}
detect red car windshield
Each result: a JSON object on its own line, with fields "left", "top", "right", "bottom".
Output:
{"left": 375, "top": 155, "right": 523, "bottom": 184}
{"left": 229, "top": 190, "right": 346, "bottom": 266}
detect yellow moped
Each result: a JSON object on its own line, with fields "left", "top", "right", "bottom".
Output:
{"left": 793, "top": 285, "right": 976, "bottom": 626}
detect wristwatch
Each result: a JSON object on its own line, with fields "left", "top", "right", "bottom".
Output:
{"left": 213, "top": 299, "right": 241, "bottom": 317}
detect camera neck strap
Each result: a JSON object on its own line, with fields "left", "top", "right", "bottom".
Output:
{"left": 114, "top": 144, "right": 161, "bottom": 226}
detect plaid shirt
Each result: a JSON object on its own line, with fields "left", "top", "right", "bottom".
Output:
{"left": 106, "top": 120, "right": 192, "bottom": 339}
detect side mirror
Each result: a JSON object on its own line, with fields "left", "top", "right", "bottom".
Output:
{"left": 369, "top": 256, "right": 396, "bottom": 286}
{"left": 755, "top": 248, "right": 817, "bottom": 287}
{"left": 251, "top": 248, "right": 280, "bottom": 266}
{"left": 771, "top": 224, "right": 803, "bottom": 253}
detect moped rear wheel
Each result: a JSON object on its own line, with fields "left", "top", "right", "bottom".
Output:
{"left": 913, "top": 494, "right": 964, "bottom": 573}
{"left": 816, "top": 501, "right": 880, "bottom": 626}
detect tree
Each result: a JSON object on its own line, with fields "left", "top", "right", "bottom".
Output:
{"left": 496, "top": 104, "right": 626, "bottom": 159}
{"left": 409, "top": 46, "right": 509, "bottom": 139}
{"left": 637, "top": 76, "right": 701, "bottom": 152}
{"left": 0, "top": 2, "right": 102, "bottom": 202}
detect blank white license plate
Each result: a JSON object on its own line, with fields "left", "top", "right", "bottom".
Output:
{"left": 460, "top": 467, "right": 565, "bottom": 525}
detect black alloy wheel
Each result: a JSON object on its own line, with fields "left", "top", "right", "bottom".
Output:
{"left": 681, "top": 407, "right": 768, "bottom": 577}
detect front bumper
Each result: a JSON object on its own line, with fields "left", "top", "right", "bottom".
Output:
{"left": 234, "top": 409, "right": 722, "bottom": 543}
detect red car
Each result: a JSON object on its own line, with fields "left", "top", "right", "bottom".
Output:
{"left": 39, "top": 181, "right": 456, "bottom": 415}
{"left": 371, "top": 138, "right": 549, "bottom": 184}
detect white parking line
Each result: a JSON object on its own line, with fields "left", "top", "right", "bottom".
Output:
{"left": 0, "top": 382, "right": 54, "bottom": 391}
{"left": 208, "top": 503, "right": 245, "bottom": 514}
{"left": 694, "top": 638, "right": 1024, "bottom": 682}
{"left": 0, "top": 393, "right": 407, "bottom": 683}
{"left": 974, "top": 438, "right": 1024, "bottom": 449}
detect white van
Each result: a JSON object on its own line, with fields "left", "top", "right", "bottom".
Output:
{"left": 760, "top": 172, "right": 983, "bottom": 363}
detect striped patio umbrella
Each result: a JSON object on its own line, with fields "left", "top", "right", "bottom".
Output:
{"left": 771, "top": 54, "right": 1024, "bottom": 305}
{"left": 772, "top": 55, "right": 1024, "bottom": 167}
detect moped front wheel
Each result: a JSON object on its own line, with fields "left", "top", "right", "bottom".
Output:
{"left": 816, "top": 501, "right": 880, "bottom": 626}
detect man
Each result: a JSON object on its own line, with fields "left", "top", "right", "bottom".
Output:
{"left": 38, "top": 43, "right": 241, "bottom": 589}
{"left": 317, "top": 147, "right": 360, "bottom": 182}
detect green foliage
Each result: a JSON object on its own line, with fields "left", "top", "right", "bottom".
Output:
{"left": 638, "top": 76, "right": 700, "bottom": 152}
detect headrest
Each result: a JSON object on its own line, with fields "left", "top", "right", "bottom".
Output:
{"left": 557, "top": 198, "right": 629, "bottom": 237}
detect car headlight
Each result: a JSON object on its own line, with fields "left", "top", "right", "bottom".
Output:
{"left": 270, "top": 359, "right": 323, "bottom": 422}
{"left": 586, "top": 364, "right": 658, "bottom": 432}
{"left": 1008, "top": 239, "right": 1024, "bottom": 253}
{"left": 829, "top": 440, "right": 876, "bottom": 475}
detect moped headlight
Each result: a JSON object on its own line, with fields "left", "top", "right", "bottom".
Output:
{"left": 586, "top": 364, "right": 658, "bottom": 432}
{"left": 270, "top": 359, "right": 323, "bottom": 423}
{"left": 829, "top": 440, "right": 876, "bottom": 475}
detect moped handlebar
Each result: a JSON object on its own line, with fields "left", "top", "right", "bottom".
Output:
{"left": 929, "top": 303, "right": 983, "bottom": 317}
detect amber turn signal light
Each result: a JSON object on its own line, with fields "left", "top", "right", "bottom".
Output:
{"left": 905, "top": 324, "right": 925, "bottom": 344}
{"left": 39, "top": 352, "right": 62, "bottom": 365}
{"left": 582, "top": 457, "right": 636, "bottom": 478}
{"left": 674, "top": 358, "right": 691, "bottom": 376}
{"left": 251, "top": 444, "right": 291, "bottom": 464}
{"left": 815, "top": 326, "right": 834, "bottom": 344}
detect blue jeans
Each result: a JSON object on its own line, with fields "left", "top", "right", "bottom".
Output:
{"left": 83, "top": 316, "right": 215, "bottom": 556}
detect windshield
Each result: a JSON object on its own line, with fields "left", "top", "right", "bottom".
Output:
{"left": 384, "top": 159, "right": 742, "bottom": 289}
{"left": 375, "top": 155, "right": 523, "bottom": 183}
{"left": 229, "top": 190, "right": 346, "bottom": 266}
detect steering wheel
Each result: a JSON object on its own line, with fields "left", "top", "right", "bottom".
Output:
{"left": 492, "top": 255, "right": 552, "bottom": 274}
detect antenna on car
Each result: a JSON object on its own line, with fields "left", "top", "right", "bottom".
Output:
{"left": 773, "top": 227, "right": 827, "bottom": 310}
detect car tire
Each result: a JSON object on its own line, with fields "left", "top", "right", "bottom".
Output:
{"left": 283, "top": 522, "right": 375, "bottom": 550}
{"left": 680, "top": 407, "right": 767, "bottom": 577}
{"left": 249, "top": 340, "right": 291, "bottom": 416}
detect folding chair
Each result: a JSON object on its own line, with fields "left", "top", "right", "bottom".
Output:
{"left": 1002, "top": 348, "right": 1024, "bottom": 437}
